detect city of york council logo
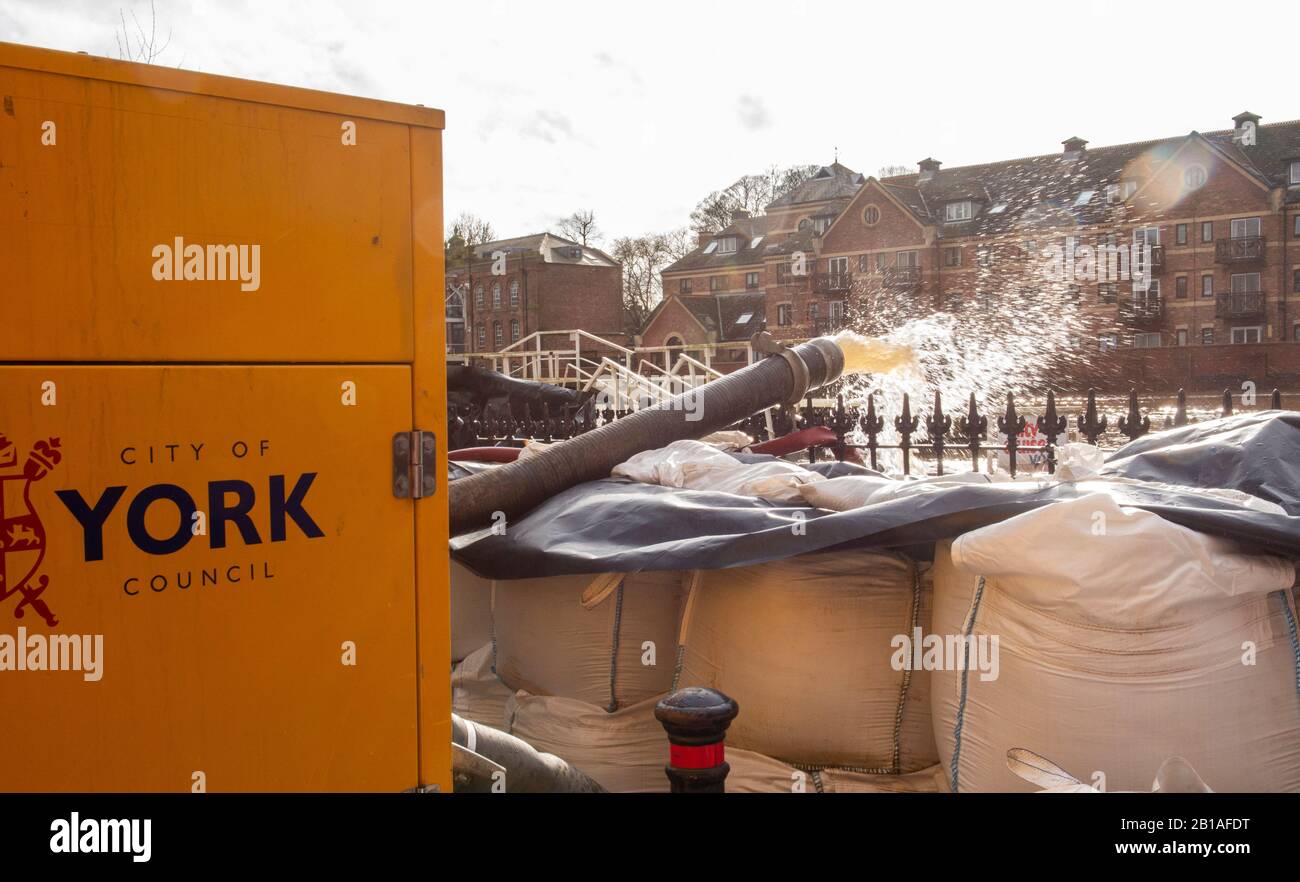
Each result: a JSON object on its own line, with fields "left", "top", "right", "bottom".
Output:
{"left": 0, "top": 433, "right": 62, "bottom": 628}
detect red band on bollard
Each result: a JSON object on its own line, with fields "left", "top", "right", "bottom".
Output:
{"left": 670, "top": 742, "right": 725, "bottom": 769}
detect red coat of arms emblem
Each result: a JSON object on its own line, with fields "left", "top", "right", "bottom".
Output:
{"left": 0, "top": 433, "right": 62, "bottom": 628}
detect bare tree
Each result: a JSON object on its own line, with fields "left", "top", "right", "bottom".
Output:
{"left": 688, "top": 164, "right": 819, "bottom": 233}
{"left": 445, "top": 212, "right": 496, "bottom": 255}
{"left": 558, "top": 209, "right": 600, "bottom": 246}
{"left": 877, "top": 163, "right": 915, "bottom": 178}
{"left": 613, "top": 229, "right": 694, "bottom": 333}
{"left": 115, "top": 1, "right": 173, "bottom": 64}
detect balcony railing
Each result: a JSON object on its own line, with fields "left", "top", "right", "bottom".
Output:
{"left": 1118, "top": 298, "right": 1163, "bottom": 327}
{"left": 1215, "top": 290, "right": 1266, "bottom": 318}
{"left": 1215, "top": 236, "right": 1266, "bottom": 263}
{"left": 814, "top": 271, "right": 853, "bottom": 293}
{"left": 882, "top": 266, "right": 922, "bottom": 289}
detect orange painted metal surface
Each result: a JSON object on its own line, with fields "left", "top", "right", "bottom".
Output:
{"left": 0, "top": 43, "right": 450, "bottom": 792}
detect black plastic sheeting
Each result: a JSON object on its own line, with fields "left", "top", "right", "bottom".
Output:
{"left": 450, "top": 413, "right": 1300, "bottom": 579}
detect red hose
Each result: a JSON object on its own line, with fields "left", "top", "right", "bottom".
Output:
{"left": 750, "top": 426, "right": 861, "bottom": 464}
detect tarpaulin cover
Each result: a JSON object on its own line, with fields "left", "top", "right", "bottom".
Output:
{"left": 450, "top": 413, "right": 1300, "bottom": 579}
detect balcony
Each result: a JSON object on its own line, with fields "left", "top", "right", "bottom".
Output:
{"left": 882, "top": 266, "right": 922, "bottom": 290}
{"left": 813, "top": 318, "right": 848, "bottom": 336}
{"left": 813, "top": 271, "right": 853, "bottom": 293}
{"left": 1118, "top": 298, "right": 1163, "bottom": 327}
{"left": 1215, "top": 290, "right": 1266, "bottom": 319}
{"left": 1215, "top": 236, "right": 1266, "bottom": 264}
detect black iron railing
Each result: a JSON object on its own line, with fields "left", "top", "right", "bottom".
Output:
{"left": 1215, "top": 291, "right": 1266, "bottom": 318}
{"left": 459, "top": 386, "right": 1285, "bottom": 479}
{"left": 1215, "top": 236, "right": 1266, "bottom": 263}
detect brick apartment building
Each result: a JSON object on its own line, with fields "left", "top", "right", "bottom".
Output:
{"left": 445, "top": 232, "right": 624, "bottom": 355}
{"left": 645, "top": 113, "right": 1300, "bottom": 387}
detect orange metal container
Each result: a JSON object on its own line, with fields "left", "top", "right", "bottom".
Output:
{"left": 0, "top": 42, "right": 451, "bottom": 792}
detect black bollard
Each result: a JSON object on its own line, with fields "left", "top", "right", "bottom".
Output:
{"left": 654, "top": 687, "right": 739, "bottom": 793}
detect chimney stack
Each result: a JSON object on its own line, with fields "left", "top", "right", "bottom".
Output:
{"left": 731, "top": 209, "right": 750, "bottom": 222}
{"left": 1232, "top": 111, "right": 1261, "bottom": 147}
{"left": 917, "top": 157, "right": 941, "bottom": 183}
{"left": 1061, "top": 136, "right": 1088, "bottom": 160}
{"left": 698, "top": 231, "right": 713, "bottom": 248}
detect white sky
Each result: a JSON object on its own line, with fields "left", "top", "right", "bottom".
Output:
{"left": 2, "top": 0, "right": 1292, "bottom": 245}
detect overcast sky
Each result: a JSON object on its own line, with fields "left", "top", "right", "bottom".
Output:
{"left": 2, "top": 0, "right": 1293, "bottom": 245}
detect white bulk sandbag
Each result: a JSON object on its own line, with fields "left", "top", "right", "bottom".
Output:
{"left": 932, "top": 493, "right": 1300, "bottom": 793}
{"left": 504, "top": 691, "right": 669, "bottom": 793}
{"left": 676, "top": 551, "right": 938, "bottom": 771}
{"left": 452, "top": 643, "right": 514, "bottom": 730}
{"left": 503, "top": 690, "right": 817, "bottom": 794}
{"left": 819, "top": 763, "right": 947, "bottom": 794}
{"left": 493, "top": 571, "right": 687, "bottom": 710}
{"left": 796, "top": 475, "right": 894, "bottom": 510}
{"left": 613, "top": 439, "right": 824, "bottom": 503}
{"left": 451, "top": 560, "right": 493, "bottom": 663}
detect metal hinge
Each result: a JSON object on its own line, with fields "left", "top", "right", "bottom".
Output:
{"left": 393, "top": 431, "right": 436, "bottom": 499}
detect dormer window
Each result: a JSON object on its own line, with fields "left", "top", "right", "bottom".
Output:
{"left": 812, "top": 216, "right": 833, "bottom": 235}
{"left": 945, "top": 200, "right": 973, "bottom": 222}
{"left": 702, "top": 241, "right": 718, "bottom": 254}
{"left": 1106, "top": 181, "right": 1138, "bottom": 204}
{"left": 717, "top": 237, "right": 738, "bottom": 254}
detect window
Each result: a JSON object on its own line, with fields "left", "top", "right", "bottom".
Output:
{"left": 1183, "top": 165, "right": 1207, "bottom": 190}
{"left": 1098, "top": 283, "right": 1117, "bottom": 303}
{"left": 1231, "top": 217, "right": 1261, "bottom": 239}
{"left": 1231, "top": 272, "right": 1261, "bottom": 293}
{"left": 509, "top": 279, "right": 519, "bottom": 307}
{"left": 776, "top": 262, "right": 794, "bottom": 283}
{"left": 1023, "top": 240, "right": 1038, "bottom": 260}
{"left": 777, "top": 304, "right": 792, "bottom": 326}
{"left": 476, "top": 324, "right": 485, "bottom": 348}
{"left": 745, "top": 272, "right": 759, "bottom": 290}
{"left": 857, "top": 255, "right": 869, "bottom": 273}
{"left": 1291, "top": 161, "right": 1300, "bottom": 185}
{"left": 1073, "top": 190, "right": 1095, "bottom": 207}
{"left": 1133, "top": 333, "right": 1161, "bottom": 349}
{"left": 1201, "top": 221, "right": 1213, "bottom": 242}
{"left": 1175, "top": 277, "right": 1188, "bottom": 299}
{"left": 702, "top": 241, "right": 718, "bottom": 254}
{"left": 987, "top": 203, "right": 1007, "bottom": 214}
{"left": 750, "top": 236, "right": 764, "bottom": 249}
{"left": 1201, "top": 274, "right": 1214, "bottom": 298}
{"left": 896, "top": 250, "right": 919, "bottom": 267}
{"left": 474, "top": 285, "right": 485, "bottom": 308}
{"left": 1176, "top": 328, "right": 1188, "bottom": 346}
{"left": 491, "top": 282, "right": 502, "bottom": 309}
{"left": 944, "top": 246, "right": 962, "bottom": 267}
{"left": 710, "top": 276, "right": 726, "bottom": 292}
{"left": 829, "top": 300, "right": 845, "bottom": 325}
{"left": 1134, "top": 226, "right": 1160, "bottom": 247}
{"left": 1294, "top": 268, "right": 1300, "bottom": 293}
{"left": 735, "top": 311, "right": 753, "bottom": 325}
{"left": 1098, "top": 334, "right": 1118, "bottom": 352}
{"left": 717, "top": 237, "right": 738, "bottom": 255}
{"left": 679, "top": 278, "right": 693, "bottom": 294}
{"left": 510, "top": 319, "right": 520, "bottom": 342}
{"left": 1106, "top": 181, "right": 1137, "bottom": 203}
{"left": 1232, "top": 326, "right": 1262, "bottom": 344}
{"left": 827, "top": 256, "right": 848, "bottom": 276}
{"left": 812, "top": 216, "right": 834, "bottom": 235}
{"left": 1176, "top": 224, "right": 1188, "bottom": 245}
{"left": 863, "top": 205, "right": 881, "bottom": 226}
{"left": 976, "top": 246, "right": 992, "bottom": 268}
{"left": 807, "top": 303, "right": 819, "bottom": 323}
{"left": 875, "top": 253, "right": 886, "bottom": 271}
{"left": 493, "top": 321, "right": 503, "bottom": 347}
{"left": 945, "top": 200, "right": 973, "bottom": 222}
{"left": 1201, "top": 327, "right": 1214, "bottom": 344}
{"left": 1295, "top": 215, "right": 1300, "bottom": 238}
